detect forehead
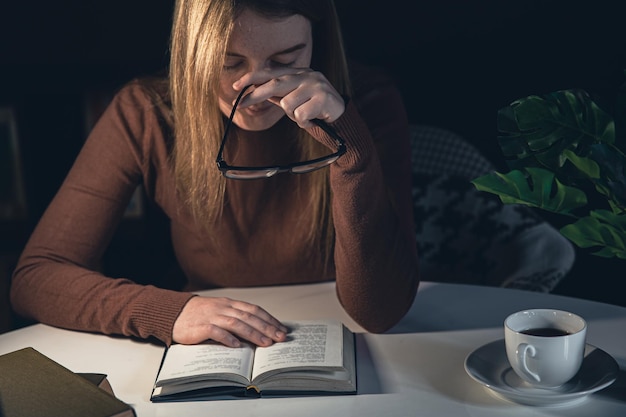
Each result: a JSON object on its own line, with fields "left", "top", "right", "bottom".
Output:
{"left": 228, "top": 9, "right": 312, "bottom": 55}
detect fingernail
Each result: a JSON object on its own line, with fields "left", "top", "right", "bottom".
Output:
{"left": 275, "top": 330, "right": 285, "bottom": 339}
{"left": 232, "top": 339, "right": 241, "bottom": 348}
{"left": 261, "top": 336, "right": 271, "bottom": 345}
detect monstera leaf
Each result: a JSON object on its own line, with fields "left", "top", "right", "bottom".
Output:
{"left": 497, "top": 89, "right": 615, "bottom": 180}
{"left": 472, "top": 167, "right": 587, "bottom": 214}
{"left": 587, "top": 143, "right": 626, "bottom": 210}
{"left": 474, "top": 86, "right": 626, "bottom": 260}
{"left": 561, "top": 210, "right": 626, "bottom": 259}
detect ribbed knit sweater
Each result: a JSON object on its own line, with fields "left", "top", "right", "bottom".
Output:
{"left": 11, "top": 64, "right": 419, "bottom": 345}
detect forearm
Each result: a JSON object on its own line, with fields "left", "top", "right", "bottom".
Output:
{"left": 331, "top": 168, "right": 418, "bottom": 332}
{"left": 326, "top": 103, "right": 419, "bottom": 333}
{"left": 10, "top": 83, "right": 194, "bottom": 345}
{"left": 11, "top": 248, "right": 194, "bottom": 345}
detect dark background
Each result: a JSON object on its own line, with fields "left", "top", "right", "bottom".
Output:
{"left": 1, "top": 0, "right": 625, "bottom": 326}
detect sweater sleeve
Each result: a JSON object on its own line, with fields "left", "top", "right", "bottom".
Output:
{"left": 10, "top": 82, "right": 194, "bottom": 346}
{"left": 311, "top": 69, "right": 420, "bottom": 332}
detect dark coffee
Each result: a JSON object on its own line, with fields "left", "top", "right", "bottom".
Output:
{"left": 521, "top": 327, "right": 571, "bottom": 337}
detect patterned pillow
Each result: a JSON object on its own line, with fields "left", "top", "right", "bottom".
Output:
{"left": 410, "top": 125, "right": 575, "bottom": 292}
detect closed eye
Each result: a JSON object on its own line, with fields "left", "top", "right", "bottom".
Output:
{"left": 271, "top": 60, "right": 295, "bottom": 68}
{"left": 223, "top": 61, "right": 244, "bottom": 71}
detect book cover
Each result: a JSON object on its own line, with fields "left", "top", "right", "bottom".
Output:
{"left": 0, "top": 347, "right": 135, "bottom": 417}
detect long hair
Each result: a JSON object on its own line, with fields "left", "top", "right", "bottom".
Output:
{"left": 169, "top": 0, "right": 351, "bottom": 265}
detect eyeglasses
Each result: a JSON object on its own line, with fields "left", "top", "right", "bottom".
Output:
{"left": 216, "top": 85, "right": 347, "bottom": 180}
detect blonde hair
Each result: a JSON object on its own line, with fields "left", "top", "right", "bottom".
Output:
{"left": 169, "top": 0, "right": 351, "bottom": 264}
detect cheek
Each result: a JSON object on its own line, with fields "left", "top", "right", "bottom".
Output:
{"left": 297, "top": 48, "right": 313, "bottom": 68}
{"left": 218, "top": 80, "right": 237, "bottom": 117}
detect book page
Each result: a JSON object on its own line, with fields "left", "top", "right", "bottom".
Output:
{"left": 155, "top": 342, "right": 255, "bottom": 386}
{"left": 251, "top": 320, "right": 344, "bottom": 381}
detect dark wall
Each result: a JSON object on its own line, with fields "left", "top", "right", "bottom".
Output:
{"left": 2, "top": 0, "right": 625, "bottom": 208}
{"left": 336, "top": 1, "right": 626, "bottom": 165}
{"left": 0, "top": 1, "right": 174, "bottom": 219}
{"left": 1, "top": 1, "right": 625, "bottom": 305}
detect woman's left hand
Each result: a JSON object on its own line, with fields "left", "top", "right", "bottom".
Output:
{"left": 233, "top": 68, "right": 345, "bottom": 129}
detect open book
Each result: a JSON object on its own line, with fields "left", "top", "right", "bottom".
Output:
{"left": 150, "top": 319, "right": 356, "bottom": 401}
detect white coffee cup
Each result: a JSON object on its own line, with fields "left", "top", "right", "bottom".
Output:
{"left": 504, "top": 309, "right": 587, "bottom": 388}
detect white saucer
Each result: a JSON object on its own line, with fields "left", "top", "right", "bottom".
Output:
{"left": 464, "top": 339, "right": 618, "bottom": 407}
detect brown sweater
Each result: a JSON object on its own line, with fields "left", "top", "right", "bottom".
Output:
{"left": 11, "top": 65, "right": 419, "bottom": 345}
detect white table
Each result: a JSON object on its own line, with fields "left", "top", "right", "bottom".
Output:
{"left": 1, "top": 281, "right": 625, "bottom": 416}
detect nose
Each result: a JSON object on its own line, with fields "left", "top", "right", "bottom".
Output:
{"left": 231, "top": 60, "right": 277, "bottom": 94}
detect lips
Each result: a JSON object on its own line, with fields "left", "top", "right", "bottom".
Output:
{"left": 245, "top": 102, "right": 273, "bottom": 114}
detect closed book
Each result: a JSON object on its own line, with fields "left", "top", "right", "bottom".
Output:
{"left": 0, "top": 347, "right": 135, "bottom": 417}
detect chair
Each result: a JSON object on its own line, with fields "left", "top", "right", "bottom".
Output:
{"left": 409, "top": 125, "right": 575, "bottom": 292}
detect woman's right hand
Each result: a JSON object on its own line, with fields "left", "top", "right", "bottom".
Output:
{"left": 172, "top": 296, "right": 288, "bottom": 347}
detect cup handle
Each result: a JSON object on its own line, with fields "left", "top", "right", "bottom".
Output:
{"left": 517, "top": 343, "right": 541, "bottom": 383}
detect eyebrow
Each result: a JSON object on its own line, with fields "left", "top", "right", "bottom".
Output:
{"left": 226, "top": 43, "right": 307, "bottom": 59}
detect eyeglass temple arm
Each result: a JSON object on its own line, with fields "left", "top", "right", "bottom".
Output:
{"left": 217, "top": 85, "right": 253, "bottom": 160}
{"left": 311, "top": 119, "right": 346, "bottom": 149}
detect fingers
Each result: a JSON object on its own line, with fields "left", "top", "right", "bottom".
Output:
{"left": 233, "top": 67, "right": 309, "bottom": 92}
{"left": 233, "top": 70, "right": 345, "bottom": 127}
{"left": 172, "top": 296, "right": 289, "bottom": 348}
{"left": 217, "top": 299, "right": 288, "bottom": 346}
{"left": 231, "top": 299, "right": 288, "bottom": 332}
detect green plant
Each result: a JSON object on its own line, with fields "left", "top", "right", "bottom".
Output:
{"left": 472, "top": 86, "right": 626, "bottom": 259}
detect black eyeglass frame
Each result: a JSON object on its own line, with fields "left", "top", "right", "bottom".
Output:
{"left": 216, "top": 85, "right": 347, "bottom": 180}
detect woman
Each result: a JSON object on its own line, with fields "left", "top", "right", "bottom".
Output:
{"left": 10, "top": 0, "right": 419, "bottom": 347}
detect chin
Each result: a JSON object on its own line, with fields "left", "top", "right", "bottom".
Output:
{"left": 234, "top": 110, "right": 284, "bottom": 132}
